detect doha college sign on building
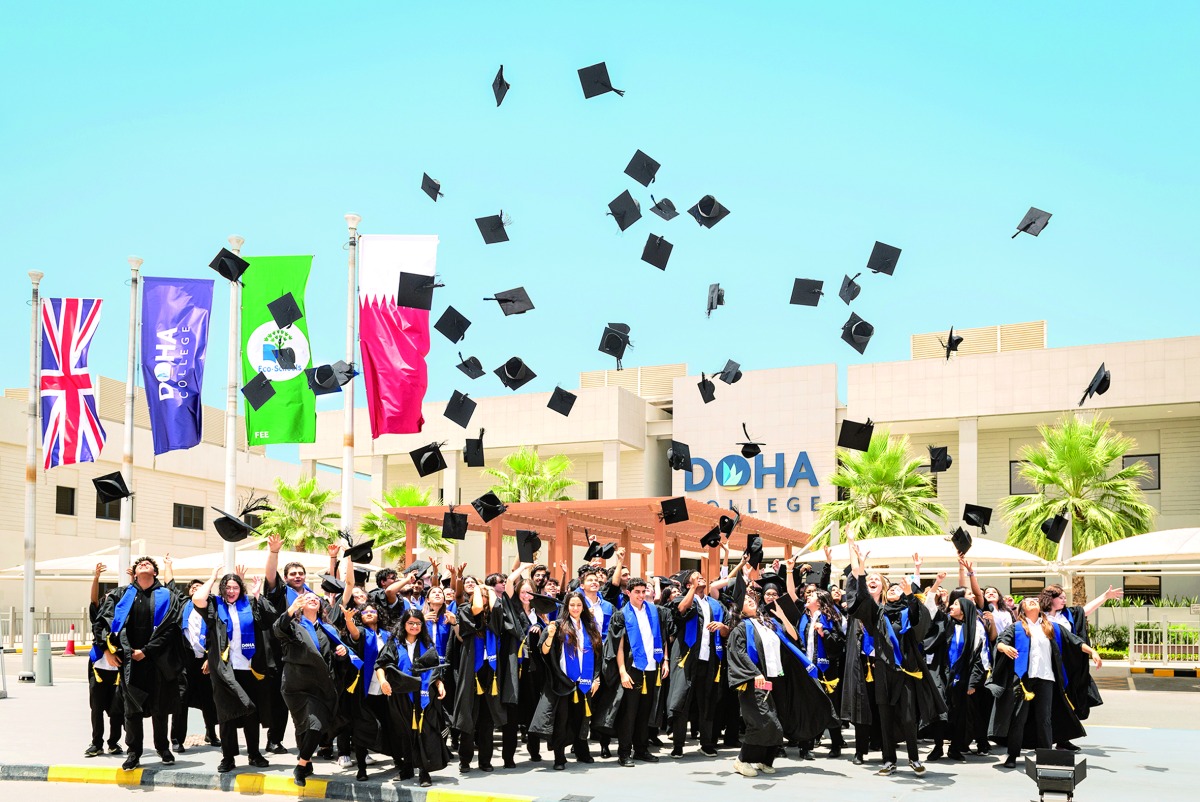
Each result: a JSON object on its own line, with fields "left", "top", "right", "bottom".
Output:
{"left": 685, "top": 451, "right": 821, "bottom": 515}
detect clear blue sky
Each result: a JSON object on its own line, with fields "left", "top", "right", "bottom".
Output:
{"left": 2, "top": 3, "right": 1197, "bottom": 463}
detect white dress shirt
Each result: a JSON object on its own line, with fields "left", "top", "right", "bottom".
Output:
{"left": 697, "top": 598, "right": 713, "bottom": 661}
{"left": 1025, "top": 622, "right": 1055, "bottom": 681}
{"left": 225, "top": 602, "right": 251, "bottom": 670}
{"left": 750, "top": 619, "right": 783, "bottom": 679}
{"left": 185, "top": 607, "right": 206, "bottom": 658}
{"left": 628, "top": 603, "right": 658, "bottom": 671}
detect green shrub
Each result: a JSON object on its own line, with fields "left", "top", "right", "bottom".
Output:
{"left": 1092, "top": 624, "right": 1129, "bottom": 651}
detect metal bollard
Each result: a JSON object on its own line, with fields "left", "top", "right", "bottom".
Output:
{"left": 35, "top": 633, "right": 53, "bottom": 686}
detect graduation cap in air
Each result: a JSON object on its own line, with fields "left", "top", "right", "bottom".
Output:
{"left": 530, "top": 593, "right": 560, "bottom": 617}
{"left": 210, "top": 506, "right": 263, "bottom": 544}
{"left": 578, "top": 61, "right": 624, "bottom": 98}
{"left": 794, "top": 561, "right": 827, "bottom": 588}
{"left": 411, "top": 646, "right": 443, "bottom": 674}
{"left": 738, "top": 424, "right": 764, "bottom": 459}
{"left": 706, "top": 283, "right": 725, "bottom": 317}
{"left": 492, "top": 65, "right": 510, "bottom": 106}
{"left": 1041, "top": 513, "right": 1069, "bottom": 544}
{"left": 660, "top": 496, "right": 689, "bottom": 525}
{"left": 837, "top": 418, "right": 874, "bottom": 452}
{"left": 719, "top": 506, "right": 741, "bottom": 537}
{"left": 484, "top": 286, "right": 534, "bottom": 316}
{"left": 396, "top": 272, "right": 442, "bottom": 311}
{"left": 320, "top": 574, "right": 346, "bottom": 595}
{"left": 444, "top": 390, "right": 477, "bottom": 428}
{"left": 268, "top": 292, "right": 302, "bottom": 329}
{"left": 599, "top": 323, "right": 632, "bottom": 368}
{"left": 456, "top": 353, "right": 486, "bottom": 380}
{"left": 947, "top": 526, "right": 973, "bottom": 555}
{"left": 475, "top": 212, "right": 511, "bottom": 244}
{"left": 839, "top": 273, "right": 862, "bottom": 305}
{"left": 443, "top": 508, "right": 469, "bottom": 541}
{"left": 790, "top": 278, "right": 824, "bottom": 307}
{"left": 700, "top": 526, "right": 722, "bottom": 549}
{"left": 464, "top": 429, "right": 485, "bottom": 467}
{"left": 641, "top": 234, "right": 673, "bottom": 270}
{"left": 93, "top": 472, "right": 132, "bottom": 505}
{"left": 306, "top": 361, "right": 357, "bottom": 394}
{"left": 929, "top": 445, "right": 953, "bottom": 473}
{"left": 344, "top": 537, "right": 375, "bottom": 565}
{"left": 548, "top": 386, "right": 577, "bottom": 417}
{"left": 517, "top": 530, "right": 543, "bottom": 563}
{"left": 410, "top": 442, "right": 448, "bottom": 478}
{"left": 434, "top": 306, "right": 471, "bottom": 344}
{"left": 353, "top": 566, "right": 371, "bottom": 586}
{"left": 624, "top": 149, "right": 660, "bottom": 187}
{"left": 608, "top": 190, "right": 642, "bottom": 232}
{"left": 718, "top": 360, "right": 742, "bottom": 385}
{"left": 241, "top": 372, "right": 275, "bottom": 411}
{"left": 688, "top": 195, "right": 731, "bottom": 229}
{"left": 759, "top": 571, "right": 785, "bottom": 596}
{"left": 1079, "top": 363, "right": 1111, "bottom": 407}
{"left": 209, "top": 247, "right": 249, "bottom": 283}
{"left": 745, "top": 533, "right": 764, "bottom": 568}
{"left": 274, "top": 346, "right": 298, "bottom": 371}
{"left": 963, "top": 503, "right": 992, "bottom": 534}
{"left": 697, "top": 373, "right": 716, "bottom": 404}
{"left": 1013, "top": 207, "right": 1052, "bottom": 238}
{"left": 421, "top": 173, "right": 443, "bottom": 202}
{"left": 649, "top": 195, "right": 679, "bottom": 221}
{"left": 841, "top": 312, "right": 874, "bottom": 355}
{"left": 471, "top": 491, "right": 507, "bottom": 523}
{"left": 495, "top": 356, "right": 536, "bottom": 390}
{"left": 769, "top": 589, "right": 802, "bottom": 624}
{"left": 667, "top": 440, "right": 692, "bottom": 471}
{"left": 406, "top": 560, "right": 433, "bottom": 580}
{"left": 583, "top": 535, "right": 616, "bottom": 561}
{"left": 867, "top": 241, "right": 901, "bottom": 275}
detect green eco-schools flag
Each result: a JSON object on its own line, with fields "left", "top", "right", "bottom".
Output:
{"left": 241, "top": 255, "right": 315, "bottom": 445}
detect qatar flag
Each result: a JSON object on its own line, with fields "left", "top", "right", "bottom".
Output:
{"left": 357, "top": 234, "right": 440, "bottom": 438}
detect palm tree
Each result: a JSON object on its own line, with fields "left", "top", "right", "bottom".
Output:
{"left": 483, "top": 446, "right": 580, "bottom": 503}
{"left": 255, "top": 476, "right": 340, "bottom": 553}
{"left": 1001, "top": 413, "right": 1155, "bottom": 600}
{"left": 809, "top": 428, "right": 948, "bottom": 548}
{"left": 359, "top": 484, "right": 451, "bottom": 564}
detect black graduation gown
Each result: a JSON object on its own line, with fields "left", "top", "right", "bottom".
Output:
{"left": 591, "top": 602, "right": 673, "bottom": 734}
{"left": 334, "top": 628, "right": 386, "bottom": 753}
{"left": 799, "top": 612, "right": 847, "bottom": 715}
{"left": 987, "top": 622, "right": 1086, "bottom": 747}
{"left": 87, "top": 594, "right": 124, "bottom": 718}
{"left": 375, "top": 637, "right": 453, "bottom": 772}
{"left": 839, "top": 615, "right": 874, "bottom": 727}
{"left": 205, "top": 596, "right": 276, "bottom": 725}
{"left": 664, "top": 596, "right": 725, "bottom": 722}
{"left": 529, "top": 624, "right": 601, "bottom": 749}
{"left": 499, "top": 594, "right": 544, "bottom": 727}
{"left": 1057, "top": 605, "right": 1102, "bottom": 720}
{"left": 271, "top": 613, "right": 350, "bottom": 739}
{"left": 724, "top": 621, "right": 785, "bottom": 747}
{"left": 98, "top": 581, "right": 184, "bottom": 717}
{"left": 772, "top": 626, "right": 841, "bottom": 742}
{"left": 452, "top": 602, "right": 508, "bottom": 734}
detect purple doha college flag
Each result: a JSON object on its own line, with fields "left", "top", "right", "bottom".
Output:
{"left": 140, "top": 277, "right": 214, "bottom": 455}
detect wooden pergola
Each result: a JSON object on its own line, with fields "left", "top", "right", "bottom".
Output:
{"left": 385, "top": 497, "right": 812, "bottom": 577}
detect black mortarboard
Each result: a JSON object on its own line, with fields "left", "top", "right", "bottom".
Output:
{"left": 1013, "top": 206, "right": 1052, "bottom": 238}
{"left": 345, "top": 539, "right": 375, "bottom": 564}
{"left": 769, "top": 592, "right": 801, "bottom": 625}
{"left": 93, "top": 472, "right": 132, "bottom": 504}
{"left": 471, "top": 491, "right": 507, "bottom": 523}
{"left": 495, "top": 356, "right": 536, "bottom": 390}
{"left": 475, "top": 213, "right": 510, "bottom": 244}
{"left": 599, "top": 542, "right": 616, "bottom": 559}
{"left": 410, "top": 442, "right": 448, "bottom": 478}
{"left": 484, "top": 286, "right": 534, "bottom": 316}
{"left": 464, "top": 429, "right": 485, "bottom": 467}
{"left": 421, "top": 172, "right": 443, "bottom": 202}
{"left": 583, "top": 539, "right": 603, "bottom": 561}
{"left": 211, "top": 507, "right": 260, "bottom": 543}
{"left": 209, "top": 248, "right": 249, "bottom": 283}
{"left": 790, "top": 278, "right": 824, "bottom": 307}
{"left": 948, "top": 526, "right": 973, "bottom": 555}
{"left": 624, "top": 149, "right": 660, "bottom": 187}
{"left": 443, "top": 509, "right": 469, "bottom": 540}
{"left": 641, "top": 234, "right": 673, "bottom": 270}
{"left": 867, "top": 241, "right": 901, "bottom": 275}
{"left": 670, "top": 569, "right": 692, "bottom": 589}
{"left": 599, "top": 323, "right": 632, "bottom": 364}
{"left": 706, "top": 283, "right": 725, "bottom": 317}
{"left": 649, "top": 195, "right": 679, "bottom": 221}
{"left": 941, "top": 326, "right": 964, "bottom": 361}
{"left": 718, "top": 359, "right": 742, "bottom": 385}
{"left": 411, "top": 646, "right": 442, "bottom": 674}
{"left": 839, "top": 273, "right": 862, "bottom": 305}
{"left": 241, "top": 372, "right": 275, "bottom": 411}
{"left": 700, "top": 526, "right": 722, "bottom": 549}
{"left": 745, "top": 533, "right": 764, "bottom": 568}
{"left": 267, "top": 292, "right": 302, "bottom": 329}
{"left": 517, "top": 530, "right": 543, "bottom": 563}
{"left": 1079, "top": 363, "right": 1111, "bottom": 407}
{"left": 794, "top": 561, "right": 826, "bottom": 587}
{"left": 406, "top": 560, "right": 433, "bottom": 579}
{"left": 929, "top": 445, "right": 953, "bottom": 473}
{"left": 688, "top": 195, "right": 731, "bottom": 228}
{"left": 963, "top": 503, "right": 992, "bottom": 534}
{"left": 697, "top": 373, "right": 716, "bottom": 404}
{"left": 434, "top": 306, "right": 471, "bottom": 344}
{"left": 492, "top": 65, "right": 510, "bottom": 106}
{"left": 548, "top": 386, "right": 577, "bottom": 417}
{"left": 1041, "top": 513, "right": 1068, "bottom": 544}
{"left": 305, "top": 367, "right": 339, "bottom": 395}
{"left": 837, "top": 418, "right": 874, "bottom": 452}
{"left": 607, "top": 190, "right": 642, "bottom": 232}
{"left": 320, "top": 574, "right": 345, "bottom": 595}
{"left": 530, "top": 593, "right": 559, "bottom": 617}
{"left": 578, "top": 61, "right": 624, "bottom": 99}
{"left": 274, "top": 347, "right": 297, "bottom": 371}
{"left": 738, "top": 424, "right": 763, "bottom": 459}
{"left": 759, "top": 571, "right": 785, "bottom": 595}
{"left": 840, "top": 312, "right": 874, "bottom": 354}
{"left": 719, "top": 508, "right": 740, "bottom": 536}
{"left": 456, "top": 353, "right": 486, "bottom": 380}
{"left": 660, "top": 496, "right": 689, "bottom": 525}
{"left": 307, "top": 361, "right": 357, "bottom": 394}
{"left": 444, "top": 390, "right": 477, "bottom": 428}
{"left": 353, "top": 566, "right": 371, "bottom": 586}
{"left": 396, "top": 272, "right": 441, "bottom": 311}
{"left": 667, "top": 440, "right": 692, "bottom": 471}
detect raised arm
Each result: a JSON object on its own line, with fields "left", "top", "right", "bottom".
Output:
{"left": 264, "top": 535, "right": 282, "bottom": 591}
{"left": 326, "top": 543, "right": 341, "bottom": 577}
{"left": 192, "top": 565, "right": 221, "bottom": 610}
{"left": 1083, "top": 585, "right": 1124, "bottom": 618}
{"left": 90, "top": 563, "right": 105, "bottom": 607}
{"left": 341, "top": 556, "right": 355, "bottom": 608}
{"left": 162, "top": 553, "right": 174, "bottom": 585}
{"left": 506, "top": 563, "right": 529, "bottom": 598}
{"left": 958, "top": 556, "right": 984, "bottom": 608}
{"left": 784, "top": 556, "right": 799, "bottom": 601}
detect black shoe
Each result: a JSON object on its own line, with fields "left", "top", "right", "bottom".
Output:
{"left": 802, "top": 750, "right": 816, "bottom": 761}
{"left": 502, "top": 759, "right": 517, "bottom": 769}
{"left": 634, "top": 752, "right": 659, "bottom": 763}
{"left": 528, "top": 753, "right": 543, "bottom": 763}
{"left": 248, "top": 754, "right": 270, "bottom": 768}
{"left": 777, "top": 746, "right": 789, "bottom": 759}
{"left": 853, "top": 754, "right": 866, "bottom": 766}
{"left": 1003, "top": 756, "right": 1018, "bottom": 769}
{"left": 419, "top": 771, "right": 432, "bottom": 787}
{"left": 121, "top": 754, "right": 140, "bottom": 771}
{"left": 669, "top": 746, "right": 683, "bottom": 759}
{"left": 317, "top": 746, "right": 334, "bottom": 760}
{"left": 157, "top": 750, "right": 176, "bottom": 766}
{"left": 170, "top": 740, "right": 184, "bottom": 753}
{"left": 947, "top": 750, "right": 967, "bottom": 762}
{"left": 909, "top": 759, "right": 926, "bottom": 775}
{"left": 459, "top": 764, "right": 472, "bottom": 774}
{"left": 553, "top": 761, "right": 566, "bottom": 771}
{"left": 700, "top": 746, "right": 719, "bottom": 758}
{"left": 876, "top": 762, "right": 897, "bottom": 776}
{"left": 618, "top": 756, "right": 635, "bottom": 767}
{"left": 217, "top": 758, "right": 235, "bottom": 773}
{"left": 107, "top": 744, "right": 123, "bottom": 755}
{"left": 600, "top": 745, "right": 612, "bottom": 759}
{"left": 204, "top": 733, "right": 221, "bottom": 747}
{"left": 84, "top": 744, "right": 102, "bottom": 758}
{"left": 647, "top": 736, "right": 664, "bottom": 747}
{"left": 1057, "top": 741, "right": 1081, "bottom": 753}
{"left": 974, "top": 745, "right": 991, "bottom": 755}
{"left": 480, "top": 764, "right": 494, "bottom": 772}
{"left": 577, "top": 753, "right": 595, "bottom": 764}
{"left": 828, "top": 747, "right": 842, "bottom": 759}
{"left": 265, "top": 742, "right": 288, "bottom": 755}
{"left": 293, "top": 764, "right": 307, "bottom": 787}
{"left": 356, "top": 768, "right": 368, "bottom": 782}
{"left": 927, "top": 745, "right": 944, "bottom": 762}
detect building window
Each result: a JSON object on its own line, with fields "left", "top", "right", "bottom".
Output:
{"left": 173, "top": 503, "right": 205, "bottom": 531}
{"left": 588, "top": 481, "right": 602, "bottom": 500}
{"left": 1123, "top": 573, "right": 1161, "bottom": 601}
{"left": 1122, "top": 454, "right": 1160, "bottom": 491}
{"left": 1009, "top": 460, "right": 1037, "bottom": 495}
{"left": 96, "top": 495, "right": 121, "bottom": 521}
{"left": 1010, "top": 577, "right": 1046, "bottom": 599}
{"left": 56, "top": 486, "right": 76, "bottom": 516}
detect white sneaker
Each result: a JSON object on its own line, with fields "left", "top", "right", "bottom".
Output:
{"left": 336, "top": 755, "right": 354, "bottom": 769}
{"left": 733, "top": 759, "right": 758, "bottom": 777}
{"left": 756, "top": 763, "right": 777, "bottom": 775}
{"left": 364, "top": 754, "right": 379, "bottom": 765}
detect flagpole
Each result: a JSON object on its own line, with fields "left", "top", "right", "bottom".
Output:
{"left": 223, "top": 236, "right": 245, "bottom": 570}
{"left": 342, "top": 215, "right": 361, "bottom": 534}
{"left": 119, "top": 258, "right": 142, "bottom": 579}
{"left": 21, "top": 271, "right": 44, "bottom": 682}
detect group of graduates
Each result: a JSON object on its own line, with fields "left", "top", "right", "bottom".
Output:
{"left": 85, "top": 531, "right": 1118, "bottom": 786}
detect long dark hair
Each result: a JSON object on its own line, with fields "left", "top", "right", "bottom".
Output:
{"left": 392, "top": 608, "right": 433, "bottom": 648}
{"left": 556, "top": 591, "right": 602, "bottom": 655}
{"left": 807, "top": 588, "right": 843, "bottom": 628}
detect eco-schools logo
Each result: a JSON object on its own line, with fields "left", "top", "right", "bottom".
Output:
{"left": 246, "top": 323, "right": 309, "bottom": 381}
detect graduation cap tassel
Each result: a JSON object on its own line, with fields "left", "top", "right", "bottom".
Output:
{"left": 656, "top": 669, "right": 662, "bottom": 687}
{"left": 713, "top": 664, "right": 721, "bottom": 684}
{"left": 1020, "top": 680, "right": 1035, "bottom": 701}
{"left": 865, "top": 660, "right": 873, "bottom": 683}
{"left": 93, "top": 666, "right": 101, "bottom": 683}
{"left": 250, "top": 667, "right": 265, "bottom": 681}
{"left": 475, "top": 677, "right": 484, "bottom": 695}
{"left": 584, "top": 695, "right": 592, "bottom": 718}
{"left": 641, "top": 673, "right": 647, "bottom": 695}
{"left": 491, "top": 675, "right": 498, "bottom": 696}
{"left": 412, "top": 709, "right": 418, "bottom": 730}
{"left": 418, "top": 710, "right": 424, "bottom": 730}
{"left": 677, "top": 647, "right": 689, "bottom": 669}
{"left": 573, "top": 688, "right": 579, "bottom": 705}
{"left": 221, "top": 644, "right": 230, "bottom": 663}
{"left": 346, "top": 672, "right": 360, "bottom": 694}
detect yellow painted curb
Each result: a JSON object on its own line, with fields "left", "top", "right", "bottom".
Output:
{"left": 1153, "top": 668, "right": 1175, "bottom": 677}
{"left": 427, "top": 791, "right": 535, "bottom": 802}
{"left": 233, "top": 774, "right": 328, "bottom": 797}
{"left": 47, "top": 766, "right": 143, "bottom": 786}
{"left": 1130, "top": 667, "right": 1146, "bottom": 674}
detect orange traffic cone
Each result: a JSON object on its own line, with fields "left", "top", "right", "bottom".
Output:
{"left": 64, "top": 623, "right": 77, "bottom": 656}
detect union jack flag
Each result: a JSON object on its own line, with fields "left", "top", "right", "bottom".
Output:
{"left": 40, "top": 298, "right": 106, "bottom": 469}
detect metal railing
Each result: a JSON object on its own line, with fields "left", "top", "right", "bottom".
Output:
{"left": 3, "top": 607, "right": 91, "bottom": 650}
{"left": 1128, "top": 616, "right": 1200, "bottom": 667}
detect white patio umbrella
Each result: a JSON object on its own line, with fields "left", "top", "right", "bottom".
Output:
{"left": 793, "top": 535, "right": 1049, "bottom": 578}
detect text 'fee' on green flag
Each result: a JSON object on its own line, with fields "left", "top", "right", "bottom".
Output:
{"left": 241, "top": 255, "right": 315, "bottom": 445}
